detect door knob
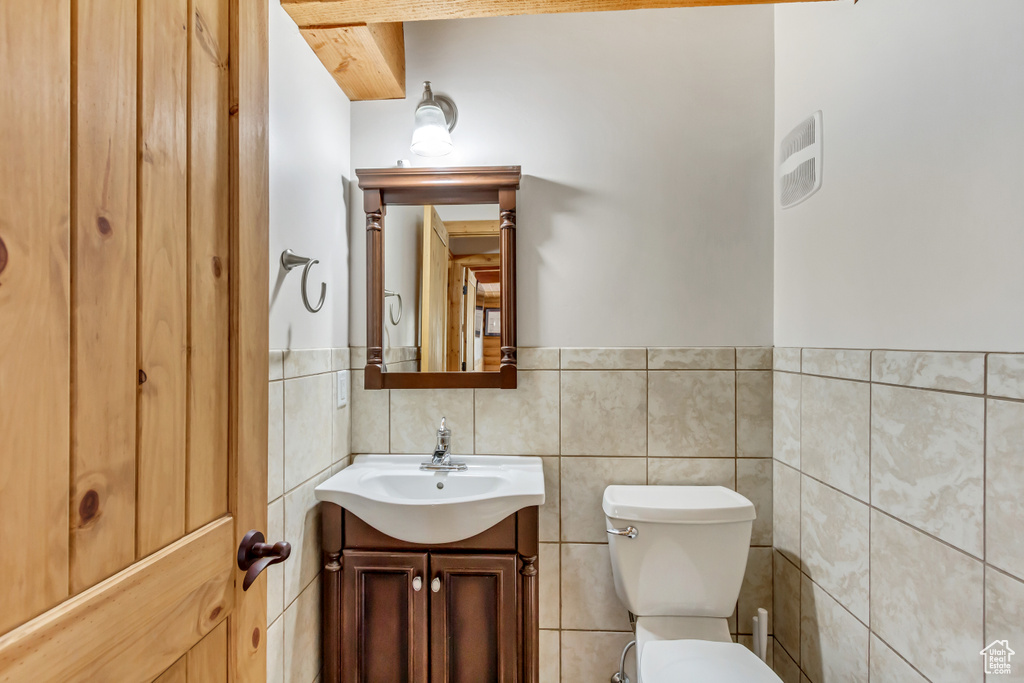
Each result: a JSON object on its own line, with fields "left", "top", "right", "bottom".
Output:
{"left": 412, "top": 576, "right": 423, "bottom": 591}
{"left": 237, "top": 530, "right": 291, "bottom": 591}
{"left": 431, "top": 577, "right": 441, "bottom": 593}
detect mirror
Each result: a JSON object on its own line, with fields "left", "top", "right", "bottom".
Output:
{"left": 382, "top": 204, "right": 501, "bottom": 374}
{"left": 357, "top": 166, "right": 520, "bottom": 390}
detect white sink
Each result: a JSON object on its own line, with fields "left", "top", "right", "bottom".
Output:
{"left": 314, "top": 453, "right": 545, "bottom": 544}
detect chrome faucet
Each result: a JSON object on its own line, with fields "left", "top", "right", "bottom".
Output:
{"left": 432, "top": 417, "right": 451, "bottom": 463}
{"left": 420, "top": 417, "right": 467, "bottom": 471}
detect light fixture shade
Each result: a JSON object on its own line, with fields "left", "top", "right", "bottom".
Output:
{"left": 411, "top": 103, "right": 453, "bottom": 157}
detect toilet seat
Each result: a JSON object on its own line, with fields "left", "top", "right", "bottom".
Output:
{"left": 640, "top": 639, "right": 782, "bottom": 683}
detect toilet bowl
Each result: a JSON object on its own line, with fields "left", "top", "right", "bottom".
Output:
{"left": 603, "top": 485, "right": 782, "bottom": 683}
{"left": 641, "top": 640, "right": 779, "bottom": 682}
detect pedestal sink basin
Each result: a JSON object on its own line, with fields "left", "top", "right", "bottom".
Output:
{"left": 314, "top": 453, "right": 545, "bottom": 544}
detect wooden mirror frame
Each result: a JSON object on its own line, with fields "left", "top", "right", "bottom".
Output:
{"left": 357, "top": 166, "right": 521, "bottom": 390}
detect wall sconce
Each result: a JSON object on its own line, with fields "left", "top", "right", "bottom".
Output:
{"left": 410, "top": 81, "right": 457, "bottom": 157}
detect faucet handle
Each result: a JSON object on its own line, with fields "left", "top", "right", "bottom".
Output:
{"left": 438, "top": 417, "right": 450, "bottom": 436}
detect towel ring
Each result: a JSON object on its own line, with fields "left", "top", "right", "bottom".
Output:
{"left": 384, "top": 289, "right": 403, "bottom": 325}
{"left": 281, "top": 249, "right": 326, "bottom": 313}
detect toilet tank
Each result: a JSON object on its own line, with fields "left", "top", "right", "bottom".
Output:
{"left": 603, "top": 485, "right": 755, "bottom": 618}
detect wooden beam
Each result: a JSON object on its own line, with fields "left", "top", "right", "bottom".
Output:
{"left": 453, "top": 253, "right": 500, "bottom": 269}
{"left": 299, "top": 22, "right": 404, "bottom": 101}
{"left": 446, "top": 220, "right": 500, "bottom": 238}
{"left": 474, "top": 269, "right": 500, "bottom": 284}
{"left": 282, "top": 0, "right": 835, "bottom": 26}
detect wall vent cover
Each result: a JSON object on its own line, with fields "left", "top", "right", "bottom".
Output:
{"left": 779, "top": 111, "right": 823, "bottom": 209}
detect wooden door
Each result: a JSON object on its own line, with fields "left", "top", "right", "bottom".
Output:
{"left": 482, "top": 288, "right": 502, "bottom": 371}
{"left": 343, "top": 551, "right": 429, "bottom": 683}
{"left": 446, "top": 265, "right": 464, "bottom": 371}
{"left": 420, "top": 206, "right": 449, "bottom": 372}
{"left": 463, "top": 271, "right": 479, "bottom": 372}
{"left": 430, "top": 554, "right": 518, "bottom": 683}
{"left": 0, "top": 1, "right": 269, "bottom": 681}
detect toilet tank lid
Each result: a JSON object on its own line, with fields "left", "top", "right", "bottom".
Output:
{"left": 602, "top": 485, "right": 755, "bottom": 524}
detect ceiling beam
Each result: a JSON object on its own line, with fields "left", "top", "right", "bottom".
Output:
{"left": 446, "top": 220, "right": 501, "bottom": 238}
{"left": 453, "top": 253, "right": 501, "bottom": 269}
{"left": 282, "top": 0, "right": 836, "bottom": 27}
{"left": 298, "top": 22, "right": 405, "bottom": 101}
{"left": 474, "top": 270, "right": 500, "bottom": 284}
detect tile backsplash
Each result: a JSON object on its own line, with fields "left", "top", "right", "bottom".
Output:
{"left": 349, "top": 346, "right": 775, "bottom": 682}
{"left": 772, "top": 348, "right": 1024, "bottom": 683}
{"left": 267, "top": 343, "right": 1024, "bottom": 683}
{"left": 268, "top": 348, "right": 351, "bottom": 683}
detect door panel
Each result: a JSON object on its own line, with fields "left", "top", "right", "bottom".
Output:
{"left": 463, "top": 271, "right": 478, "bottom": 372}
{"left": 154, "top": 657, "right": 187, "bottom": 683}
{"left": 420, "top": 206, "right": 449, "bottom": 372}
{"left": 343, "top": 551, "right": 429, "bottom": 683}
{"left": 430, "top": 554, "right": 518, "bottom": 683}
{"left": 186, "top": 619, "right": 229, "bottom": 682}
{"left": 445, "top": 265, "right": 463, "bottom": 371}
{"left": 0, "top": 518, "right": 233, "bottom": 681}
{"left": 70, "top": 0, "right": 140, "bottom": 594}
{"left": 188, "top": 0, "right": 232, "bottom": 533}
{"left": 0, "top": 0, "right": 269, "bottom": 679}
{"left": 137, "top": 0, "right": 189, "bottom": 559}
{"left": 0, "top": 0, "right": 71, "bottom": 636}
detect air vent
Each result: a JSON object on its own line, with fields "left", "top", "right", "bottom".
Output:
{"left": 779, "top": 111, "right": 823, "bottom": 209}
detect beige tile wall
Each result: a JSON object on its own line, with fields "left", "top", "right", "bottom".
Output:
{"left": 268, "top": 348, "right": 352, "bottom": 683}
{"left": 772, "top": 348, "right": 1024, "bottom": 683}
{"left": 350, "top": 346, "right": 775, "bottom": 683}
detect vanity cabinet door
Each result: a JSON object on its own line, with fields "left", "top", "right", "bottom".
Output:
{"left": 343, "top": 551, "right": 429, "bottom": 683}
{"left": 429, "top": 554, "right": 518, "bottom": 683}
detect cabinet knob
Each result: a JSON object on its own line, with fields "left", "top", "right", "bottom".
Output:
{"left": 412, "top": 576, "right": 423, "bottom": 591}
{"left": 431, "top": 577, "right": 441, "bottom": 593}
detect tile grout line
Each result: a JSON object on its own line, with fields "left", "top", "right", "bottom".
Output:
{"left": 805, "top": 454, "right": 984, "bottom": 564}
{"left": 797, "top": 364, "right": 803, "bottom": 678}
{"left": 982, "top": 352, "right": 988, "bottom": 659}
{"left": 733, "top": 355, "right": 738, "bottom": 517}
{"left": 872, "top": 631, "right": 935, "bottom": 683}
{"left": 558, "top": 362, "right": 563, "bottom": 638}
{"left": 867, "top": 350, "right": 873, "bottom": 682}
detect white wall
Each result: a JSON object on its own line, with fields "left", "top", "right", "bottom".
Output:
{"left": 774, "top": 0, "right": 1024, "bottom": 352}
{"left": 349, "top": 7, "right": 775, "bottom": 347}
{"left": 269, "top": 0, "right": 351, "bottom": 350}
{"left": 381, "top": 205, "right": 422, "bottom": 348}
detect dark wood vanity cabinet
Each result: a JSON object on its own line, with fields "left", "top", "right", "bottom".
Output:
{"left": 430, "top": 554, "right": 518, "bottom": 683}
{"left": 322, "top": 505, "right": 539, "bottom": 683}
{"left": 342, "top": 551, "right": 430, "bottom": 682}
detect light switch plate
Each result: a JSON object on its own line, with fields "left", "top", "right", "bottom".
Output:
{"left": 336, "top": 371, "right": 348, "bottom": 408}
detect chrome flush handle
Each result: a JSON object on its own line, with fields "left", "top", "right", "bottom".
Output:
{"left": 606, "top": 526, "right": 638, "bottom": 539}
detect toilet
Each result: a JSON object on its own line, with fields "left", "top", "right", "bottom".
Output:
{"left": 603, "top": 485, "right": 782, "bottom": 683}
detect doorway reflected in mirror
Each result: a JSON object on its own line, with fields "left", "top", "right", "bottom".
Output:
{"left": 384, "top": 204, "right": 501, "bottom": 373}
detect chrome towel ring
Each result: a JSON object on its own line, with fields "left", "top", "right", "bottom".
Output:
{"left": 384, "top": 289, "right": 403, "bottom": 325}
{"left": 281, "top": 249, "right": 326, "bottom": 313}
